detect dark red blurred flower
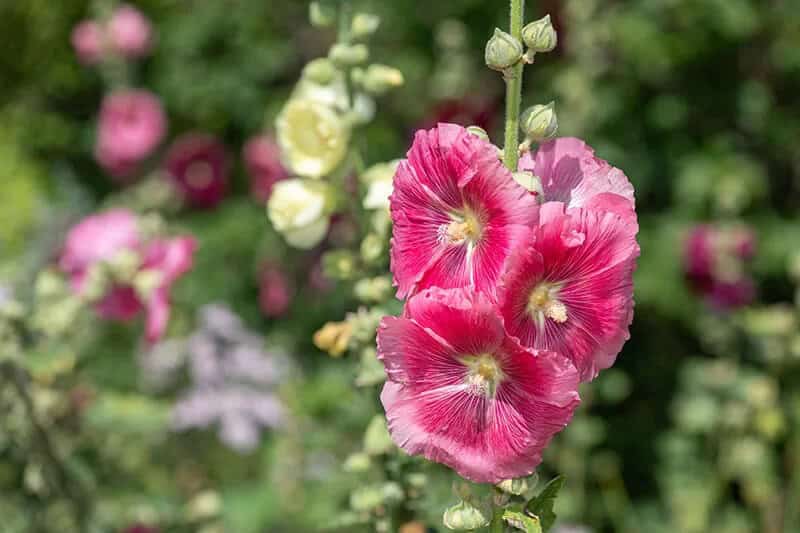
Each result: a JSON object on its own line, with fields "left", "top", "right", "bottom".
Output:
{"left": 243, "top": 134, "right": 289, "bottom": 203}
{"left": 421, "top": 98, "right": 498, "bottom": 133}
{"left": 684, "top": 224, "right": 756, "bottom": 310}
{"left": 258, "top": 263, "right": 293, "bottom": 318}
{"left": 164, "top": 134, "right": 229, "bottom": 209}
{"left": 121, "top": 524, "right": 158, "bottom": 533}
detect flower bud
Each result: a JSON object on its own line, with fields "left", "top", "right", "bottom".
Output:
{"left": 313, "top": 320, "right": 353, "bottom": 357}
{"left": 329, "top": 43, "right": 369, "bottom": 67}
{"left": 354, "top": 276, "right": 392, "bottom": 303}
{"left": 132, "top": 269, "right": 163, "bottom": 301}
{"left": 309, "top": 1, "right": 336, "bottom": 27}
{"left": 512, "top": 171, "right": 544, "bottom": 198}
{"left": 442, "top": 500, "right": 489, "bottom": 531}
{"left": 360, "top": 64, "right": 404, "bottom": 95}
{"left": 322, "top": 249, "right": 358, "bottom": 280}
{"left": 303, "top": 58, "right": 337, "bottom": 85}
{"left": 362, "top": 160, "right": 399, "bottom": 210}
{"left": 364, "top": 415, "right": 394, "bottom": 455}
{"left": 343, "top": 452, "right": 372, "bottom": 472}
{"left": 351, "top": 13, "right": 381, "bottom": 40}
{"left": 520, "top": 102, "right": 558, "bottom": 142}
{"left": 276, "top": 98, "right": 350, "bottom": 178}
{"left": 485, "top": 28, "right": 523, "bottom": 71}
{"left": 522, "top": 14, "right": 558, "bottom": 53}
{"left": 107, "top": 249, "right": 142, "bottom": 283}
{"left": 360, "top": 233, "right": 385, "bottom": 263}
{"left": 496, "top": 476, "right": 534, "bottom": 496}
{"left": 466, "top": 125, "right": 490, "bottom": 141}
{"left": 267, "top": 178, "right": 332, "bottom": 249}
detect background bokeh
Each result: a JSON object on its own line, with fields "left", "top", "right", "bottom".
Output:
{"left": 2, "top": 0, "right": 800, "bottom": 532}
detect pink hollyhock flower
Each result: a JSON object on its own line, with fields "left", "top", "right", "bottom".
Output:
{"left": 107, "top": 4, "right": 153, "bottom": 59}
{"left": 390, "top": 123, "right": 538, "bottom": 299}
{"left": 684, "top": 224, "right": 755, "bottom": 310}
{"left": 497, "top": 202, "right": 639, "bottom": 382}
{"left": 164, "top": 134, "right": 229, "bottom": 209}
{"left": 518, "top": 137, "right": 635, "bottom": 220}
{"left": 243, "top": 135, "right": 289, "bottom": 203}
{"left": 71, "top": 20, "right": 104, "bottom": 65}
{"left": 258, "top": 263, "right": 293, "bottom": 318}
{"left": 59, "top": 209, "right": 196, "bottom": 343}
{"left": 95, "top": 89, "right": 167, "bottom": 179}
{"left": 377, "top": 287, "right": 580, "bottom": 483}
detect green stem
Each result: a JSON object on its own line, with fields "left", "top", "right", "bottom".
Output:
{"left": 337, "top": 1, "right": 354, "bottom": 110}
{"left": 490, "top": 506, "right": 505, "bottom": 533}
{"left": 503, "top": 0, "right": 525, "bottom": 171}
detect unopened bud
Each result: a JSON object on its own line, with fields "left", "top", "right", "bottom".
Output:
{"left": 330, "top": 43, "right": 369, "bottom": 67}
{"left": 132, "top": 269, "right": 163, "bottom": 300}
{"left": 360, "top": 64, "right": 404, "bottom": 95}
{"left": 343, "top": 452, "right": 372, "bottom": 472}
{"left": 322, "top": 249, "right": 358, "bottom": 280}
{"left": 443, "top": 500, "right": 489, "bottom": 531}
{"left": 522, "top": 14, "right": 557, "bottom": 53}
{"left": 485, "top": 28, "right": 523, "bottom": 71}
{"left": 520, "top": 102, "right": 558, "bottom": 142}
{"left": 352, "top": 13, "right": 380, "bottom": 40}
{"left": 496, "top": 477, "right": 532, "bottom": 496}
{"left": 303, "top": 58, "right": 337, "bottom": 85}
{"left": 363, "top": 415, "right": 394, "bottom": 455}
{"left": 313, "top": 320, "right": 353, "bottom": 357}
{"left": 309, "top": 1, "right": 336, "bottom": 27}
{"left": 466, "top": 125, "right": 490, "bottom": 141}
{"left": 512, "top": 171, "right": 544, "bottom": 199}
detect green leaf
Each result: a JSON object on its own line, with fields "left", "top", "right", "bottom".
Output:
{"left": 524, "top": 475, "right": 564, "bottom": 532}
{"left": 503, "top": 510, "right": 542, "bottom": 533}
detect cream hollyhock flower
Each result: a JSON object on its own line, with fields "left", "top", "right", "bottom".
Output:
{"left": 276, "top": 98, "right": 350, "bottom": 179}
{"left": 267, "top": 179, "right": 332, "bottom": 249}
{"left": 362, "top": 160, "right": 400, "bottom": 211}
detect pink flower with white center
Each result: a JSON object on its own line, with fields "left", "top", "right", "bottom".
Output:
{"left": 258, "top": 262, "right": 293, "bottom": 318}
{"left": 164, "top": 133, "right": 229, "bottom": 209}
{"left": 497, "top": 202, "right": 639, "bottom": 382}
{"left": 107, "top": 4, "right": 153, "bottom": 59}
{"left": 243, "top": 135, "right": 289, "bottom": 203}
{"left": 390, "top": 123, "right": 539, "bottom": 299}
{"left": 58, "top": 209, "right": 196, "bottom": 343}
{"left": 684, "top": 224, "right": 756, "bottom": 310}
{"left": 377, "top": 287, "right": 580, "bottom": 483}
{"left": 95, "top": 89, "right": 167, "bottom": 179}
{"left": 71, "top": 20, "right": 104, "bottom": 65}
{"left": 518, "top": 137, "right": 635, "bottom": 220}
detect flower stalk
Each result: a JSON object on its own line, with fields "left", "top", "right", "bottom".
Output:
{"left": 502, "top": 0, "right": 525, "bottom": 171}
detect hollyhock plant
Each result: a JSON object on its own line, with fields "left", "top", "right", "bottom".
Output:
{"left": 389, "top": 122, "right": 539, "bottom": 299}
{"left": 95, "top": 89, "right": 167, "bottom": 179}
{"left": 59, "top": 208, "right": 196, "bottom": 343}
{"left": 377, "top": 287, "right": 580, "bottom": 483}
{"left": 243, "top": 134, "right": 289, "bottom": 203}
{"left": 684, "top": 224, "right": 756, "bottom": 310}
{"left": 497, "top": 202, "right": 639, "bottom": 382}
{"left": 107, "top": 4, "right": 153, "bottom": 59}
{"left": 164, "top": 134, "right": 229, "bottom": 209}
{"left": 518, "top": 137, "right": 636, "bottom": 220}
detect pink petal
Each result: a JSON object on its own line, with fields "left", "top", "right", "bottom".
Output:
{"left": 95, "top": 285, "right": 144, "bottom": 321}
{"left": 59, "top": 209, "right": 141, "bottom": 275}
{"left": 143, "top": 236, "right": 197, "bottom": 285}
{"left": 144, "top": 287, "right": 170, "bottom": 344}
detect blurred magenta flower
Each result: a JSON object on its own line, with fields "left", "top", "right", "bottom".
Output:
{"left": 59, "top": 208, "right": 196, "bottom": 343}
{"left": 95, "top": 89, "right": 167, "bottom": 179}
{"left": 377, "top": 287, "right": 580, "bottom": 483}
{"left": 107, "top": 4, "right": 153, "bottom": 59}
{"left": 258, "top": 262, "right": 293, "bottom": 318}
{"left": 164, "top": 134, "right": 229, "bottom": 209}
{"left": 121, "top": 525, "right": 158, "bottom": 533}
{"left": 422, "top": 98, "right": 498, "bottom": 133}
{"left": 497, "top": 202, "right": 640, "bottom": 382}
{"left": 243, "top": 134, "right": 289, "bottom": 203}
{"left": 518, "top": 137, "right": 636, "bottom": 220}
{"left": 71, "top": 20, "right": 104, "bottom": 65}
{"left": 390, "top": 123, "right": 538, "bottom": 299}
{"left": 684, "top": 224, "right": 756, "bottom": 310}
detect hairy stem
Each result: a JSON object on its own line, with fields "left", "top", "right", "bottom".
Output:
{"left": 489, "top": 505, "right": 505, "bottom": 533}
{"left": 503, "top": 0, "right": 525, "bottom": 171}
{"left": 337, "top": 1, "right": 354, "bottom": 110}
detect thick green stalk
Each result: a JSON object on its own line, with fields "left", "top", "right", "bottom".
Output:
{"left": 503, "top": 0, "right": 525, "bottom": 171}
{"left": 489, "top": 506, "right": 505, "bottom": 533}
{"left": 337, "top": 1, "right": 354, "bottom": 110}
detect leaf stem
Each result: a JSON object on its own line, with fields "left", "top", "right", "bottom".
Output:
{"left": 503, "top": 0, "right": 525, "bottom": 171}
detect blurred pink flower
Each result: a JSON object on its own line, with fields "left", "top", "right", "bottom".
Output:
{"left": 684, "top": 224, "right": 756, "bottom": 310}
{"left": 258, "top": 263, "right": 293, "bottom": 318}
{"left": 164, "top": 134, "right": 229, "bottom": 209}
{"left": 518, "top": 137, "right": 636, "bottom": 220}
{"left": 107, "top": 4, "right": 153, "bottom": 59}
{"left": 59, "top": 208, "right": 196, "bottom": 343}
{"left": 390, "top": 123, "right": 538, "bottom": 299}
{"left": 71, "top": 20, "right": 104, "bottom": 65}
{"left": 377, "top": 287, "right": 580, "bottom": 483}
{"left": 497, "top": 202, "right": 639, "bottom": 382}
{"left": 121, "top": 525, "right": 158, "bottom": 533}
{"left": 243, "top": 135, "right": 288, "bottom": 203}
{"left": 95, "top": 89, "right": 167, "bottom": 179}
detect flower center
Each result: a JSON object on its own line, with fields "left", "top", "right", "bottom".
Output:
{"left": 527, "top": 283, "right": 568, "bottom": 324}
{"left": 185, "top": 161, "right": 214, "bottom": 189}
{"left": 443, "top": 209, "right": 483, "bottom": 245}
{"left": 461, "top": 354, "right": 504, "bottom": 397}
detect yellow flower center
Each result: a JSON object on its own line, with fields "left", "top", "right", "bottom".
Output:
{"left": 527, "top": 283, "right": 568, "bottom": 324}
{"left": 444, "top": 208, "right": 483, "bottom": 245}
{"left": 462, "top": 354, "right": 504, "bottom": 397}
